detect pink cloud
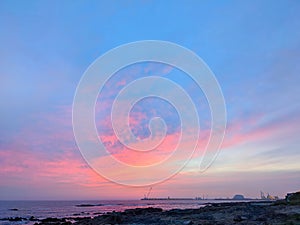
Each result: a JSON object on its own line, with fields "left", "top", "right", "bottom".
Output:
{"left": 221, "top": 113, "right": 300, "bottom": 150}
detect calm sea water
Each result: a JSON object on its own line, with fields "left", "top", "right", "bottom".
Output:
{"left": 0, "top": 199, "right": 249, "bottom": 224}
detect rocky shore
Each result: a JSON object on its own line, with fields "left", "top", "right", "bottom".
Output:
{"left": 71, "top": 201, "right": 300, "bottom": 225}
{"left": 2, "top": 193, "right": 300, "bottom": 225}
{"left": 3, "top": 200, "right": 299, "bottom": 225}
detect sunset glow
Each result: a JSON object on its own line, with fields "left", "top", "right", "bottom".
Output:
{"left": 1, "top": 1, "right": 300, "bottom": 200}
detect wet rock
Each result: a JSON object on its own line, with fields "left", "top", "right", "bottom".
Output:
{"left": 9, "top": 208, "right": 18, "bottom": 211}
{"left": 76, "top": 204, "right": 95, "bottom": 207}
{"left": 29, "top": 216, "right": 39, "bottom": 221}
{"left": 8, "top": 217, "right": 27, "bottom": 221}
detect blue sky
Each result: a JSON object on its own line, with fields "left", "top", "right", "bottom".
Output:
{"left": 0, "top": 1, "right": 300, "bottom": 200}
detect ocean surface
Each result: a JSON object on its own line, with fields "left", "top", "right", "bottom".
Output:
{"left": 0, "top": 199, "right": 250, "bottom": 224}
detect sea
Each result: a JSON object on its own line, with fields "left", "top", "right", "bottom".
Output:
{"left": 0, "top": 199, "right": 251, "bottom": 225}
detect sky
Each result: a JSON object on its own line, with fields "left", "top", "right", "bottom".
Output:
{"left": 0, "top": 0, "right": 300, "bottom": 200}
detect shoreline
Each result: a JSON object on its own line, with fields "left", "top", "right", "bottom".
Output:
{"left": 2, "top": 200, "right": 299, "bottom": 225}
{"left": 74, "top": 201, "right": 299, "bottom": 225}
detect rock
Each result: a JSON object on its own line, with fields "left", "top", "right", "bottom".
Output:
{"left": 8, "top": 217, "right": 25, "bottom": 221}
{"left": 135, "top": 216, "right": 161, "bottom": 224}
{"left": 164, "top": 208, "right": 194, "bottom": 215}
{"left": 9, "top": 208, "right": 18, "bottom": 211}
{"left": 75, "top": 204, "right": 95, "bottom": 207}
{"left": 286, "top": 191, "right": 300, "bottom": 205}
{"left": 255, "top": 215, "right": 267, "bottom": 221}
{"left": 109, "top": 213, "right": 122, "bottom": 224}
{"left": 198, "top": 215, "right": 214, "bottom": 220}
{"left": 73, "top": 216, "right": 91, "bottom": 221}
{"left": 233, "top": 215, "right": 248, "bottom": 222}
{"left": 61, "top": 222, "right": 72, "bottom": 225}
{"left": 124, "top": 207, "right": 163, "bottom": 215}
{"left": 29, "top": 216, "right": 38, "bottom": 221}
{"left": 43, "top": 200, "right": 300, "bottom": 225}
{"left": 166, "top": 209, "right": 184, "bottom": 215}
{"left": 41, "top": 217, "right": 66, "bottom": 223}
{"left": 95, "top": 213, "right": 123, "bottom": 224}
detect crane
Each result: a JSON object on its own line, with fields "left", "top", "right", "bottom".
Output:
{"left": 143, "top": 187, "right": 152, "bottom": 199}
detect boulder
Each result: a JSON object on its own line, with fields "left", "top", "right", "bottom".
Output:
{"left": 286, "top": 191, "right": 300, "bottom": 204}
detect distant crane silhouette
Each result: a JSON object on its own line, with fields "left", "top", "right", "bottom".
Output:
{"left": 144, "top": 187, "right": 152, "bottom": 199}
{"left": 260, "top": 191, "right": 279, "bottom": 200}
{"left": 260, "top": 191, "right": 266, "bottom": 199}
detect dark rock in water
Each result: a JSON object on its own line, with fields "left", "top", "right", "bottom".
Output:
{"left": 29, "top": 216, "right": 38, "bottom": 221}
{"left": 9, "top": 208, "right": 18, "bottom": 211}
{"left": 8, "top": 217, "right": 25, "bottom": 221}
{"left": 75, "top": 204, "right": 95, "bottom": 207}
{"left": 41, "top": 217, "right": 66, "bottom": 223}
{"left": 76, "top": 203, "right": 102, "bottom": 207}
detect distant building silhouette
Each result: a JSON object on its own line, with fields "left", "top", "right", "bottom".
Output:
{"left": 233, "top": 194, "right": 245, "bottom": 200}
